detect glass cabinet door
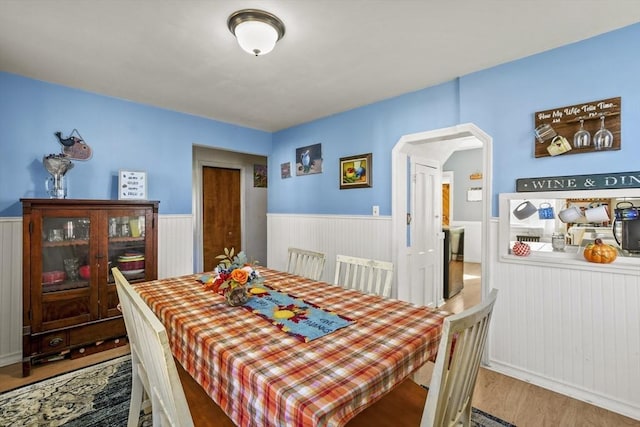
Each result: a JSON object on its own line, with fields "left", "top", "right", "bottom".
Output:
{"left": 42, "top": 216, "right": 91, "bottom": 292}
{"left": 38, "top": 213, "right": 95, "bottom": 332}
{"left": 108, "top": 213, "right": 147, "bottom": 284}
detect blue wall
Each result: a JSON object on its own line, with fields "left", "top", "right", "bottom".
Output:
{"left": 270, "top": 80, "right": 460, "bottom": 215}
{"left": 2, "top": 23, "right": 639, "bottom": 218}
{"left": 269, "top": 23, "right": 640, "bottom": 216}
{"left": 0, "top": 73, "right": 271, "bottom": 216}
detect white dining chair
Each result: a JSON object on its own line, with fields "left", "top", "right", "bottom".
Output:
{"left": 346, "top": 289, "right": 499, "bottom": 427}
{"left": 286, "top": 247, "right": 326, "bottom": 281}
{"left": 113, "top": 267, "right": 194, "bottom": 427}
{"left": 333, "top": 254, "right": 393, "bottom": 298}
{"left": 113, "top": 268, "right": 236, "bottom": 427}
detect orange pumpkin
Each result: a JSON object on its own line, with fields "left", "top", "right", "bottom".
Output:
{"left": 583, "top": 238, "right": 618, "bottom": 264}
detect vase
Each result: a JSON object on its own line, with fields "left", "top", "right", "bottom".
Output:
{"left": 45, "top": 174, "right": 67, "bottom": 199}
{"left": 225, "top": 285, "right": 250, "bottom": 306}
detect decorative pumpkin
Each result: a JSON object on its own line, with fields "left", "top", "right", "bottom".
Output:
{"left": 583, "top": 238, "right": 618, "bottom": 264}
{"left": 512, "top": 241, "right": 531, "bottom": 257}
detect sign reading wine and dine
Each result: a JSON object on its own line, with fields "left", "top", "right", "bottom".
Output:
{"left": 517, "top": 171, "right": 640, "bottom": 192}
{"left": 534, "top": 97, "right": 621, "bottom": 158}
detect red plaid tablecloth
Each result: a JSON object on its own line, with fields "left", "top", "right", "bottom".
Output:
{"left": 133, "top": 268, "right": 445, "bottom": 427}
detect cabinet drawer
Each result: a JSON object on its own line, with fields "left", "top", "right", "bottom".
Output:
{"left": 38, "top": 331, "right": 69, "bottom": 352}
{"left": 69, "top": 317, "right": 126, "bottom": 346}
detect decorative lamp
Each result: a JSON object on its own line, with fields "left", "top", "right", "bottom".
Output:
{"left": 227, "top": 9, "right": 285, "bottom": 56}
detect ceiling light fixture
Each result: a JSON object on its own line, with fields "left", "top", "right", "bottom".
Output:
{"left": 227, "top": 9, "right": 285, "bottom": 56}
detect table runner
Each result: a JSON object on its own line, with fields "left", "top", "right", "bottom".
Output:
{"left": 133, "top": 268, "right": 445, "bottom": 427}
{"left": 243, "top": 284, "right": 355, "bottom": 342}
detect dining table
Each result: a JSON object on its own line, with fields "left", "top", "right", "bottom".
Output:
{"left": 132, "top": 267, "right": 446, "bottom": 427}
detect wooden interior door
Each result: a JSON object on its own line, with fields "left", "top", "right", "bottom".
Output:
{"left": 203, "top": 167, "right": 241, "bottom": 270}
{"left": 442, "top": 183, "right": 450, "bottom": 226}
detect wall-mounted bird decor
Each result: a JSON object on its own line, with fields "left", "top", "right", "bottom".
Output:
{"left": 54, "top": 129, "right": 92, "bottom": 160}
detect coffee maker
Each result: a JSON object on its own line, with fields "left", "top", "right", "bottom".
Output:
{"left": 613, "top": 202, "right": 640, "bottom": 253}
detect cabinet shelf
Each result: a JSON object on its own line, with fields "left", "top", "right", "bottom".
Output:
{"left": 42, "top": 280, "right": 89, "bottom": 293}
{"left": 43, "top": 239, "right": 89, "bottom": 248}
{"left": 109, "top": 236, "right": 145, "bottom": 244}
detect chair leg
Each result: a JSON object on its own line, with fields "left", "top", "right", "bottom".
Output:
{"left": 128, "top": 371, "right": 144, "bottom": 427}
{"left": 460, "top": 401, "right": 473, "bottom": 426}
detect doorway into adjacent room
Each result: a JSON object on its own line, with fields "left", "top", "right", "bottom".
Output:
{"left": 392, "top": 123, "right": 492, "bottom": 308}
{"left": 193, "top": 145, "right": 268, "bottom": 273}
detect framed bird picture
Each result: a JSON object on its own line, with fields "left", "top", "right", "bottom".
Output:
{"left": 340, "top": 153, "right": 372, "bottom": 189}
{"left": 295, "top": 143, "right": 322, "bottom": 176}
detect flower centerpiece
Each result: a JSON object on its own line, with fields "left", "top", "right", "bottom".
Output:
{"left": 204, "top": 248, "right": 263, "bottom": 306}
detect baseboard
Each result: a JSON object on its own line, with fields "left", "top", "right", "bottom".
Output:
{"left": 0, "top": 352, "right": 21, "bottom": 368}
{"left": 486, "top": 359, "right": 639, "bottom": 422}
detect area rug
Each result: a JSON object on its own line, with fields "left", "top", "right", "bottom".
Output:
{"left": 0, "top": 355, "right": 150, "bottom": 427}
{"left": 0, "top": 356, "right": 514, "bottom": 426}
{"left": 468, "top": 408, "right": 516, "bottom": 427}
{"left": 420, "top": 385, "right": 516, "bottom": 427}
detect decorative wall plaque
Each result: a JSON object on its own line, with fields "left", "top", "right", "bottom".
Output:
{"left": 516, "top": 171, "right": 640, "bottom": 192}
{"left": 534, "top": 97, "right": 621, "bottom": 158}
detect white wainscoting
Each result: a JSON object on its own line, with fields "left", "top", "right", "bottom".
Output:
{"left": 157, "top": 214, "right": 193, "bottom": 279}
{"left": 0, "top": 214, "right": 194, "bottom": 367}
{"left": 267, "top": 213, "right": 392, "bottom": 284}
{"left": 487, "top": 220, "right": 640, "bottom": 421}
{"left": 0, "top": 218, "right": 23, "bottom": 366}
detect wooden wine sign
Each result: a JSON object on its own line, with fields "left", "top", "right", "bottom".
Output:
{"left": 533, "top": 97, "right": 621, "bottom": 158}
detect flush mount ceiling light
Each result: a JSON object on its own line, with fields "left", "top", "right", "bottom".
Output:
{"left": 227, "top": 9, "right": 285, "bottom": 56}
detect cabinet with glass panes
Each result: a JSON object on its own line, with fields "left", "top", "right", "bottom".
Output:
{"left": 21, "top": 199, "right": 158, "bottom": 375}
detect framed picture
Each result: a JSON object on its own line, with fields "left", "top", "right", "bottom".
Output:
{"left": 118, "top": 170, "right": 147, "bottom": 200}
{"left": 253, "top": 164, "right": 267, "bottom": 188}
{"left": 296, "top": 143, "right": 322, "bottom": 176}
{"left": 340, "top": 153, "right": 372, "bottom": 189}
{"left": 280, "top": 162, "right": 291, "bottom": 179}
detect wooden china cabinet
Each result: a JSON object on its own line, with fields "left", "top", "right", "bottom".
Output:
{"left": 21, "top": 199, "right": 159, "bottom": 376}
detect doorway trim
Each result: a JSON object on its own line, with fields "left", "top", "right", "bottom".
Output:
{"left": 392, "top": 123, "right": 492, "bottom": 306}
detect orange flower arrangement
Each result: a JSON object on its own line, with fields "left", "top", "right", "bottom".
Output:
{"left": 204, "top": 248, "right": 263, "bottom": 305}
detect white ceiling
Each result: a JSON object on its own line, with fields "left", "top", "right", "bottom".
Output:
{"left": 1, "top": 1, "right": 639, "bottom": 132}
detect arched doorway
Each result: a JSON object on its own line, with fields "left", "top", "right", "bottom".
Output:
{"left": 391, "top": 123, "right": 492, "bottom": 307}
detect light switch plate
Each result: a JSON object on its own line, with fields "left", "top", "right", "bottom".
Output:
{"left": 372, "top": 205, "right": 379, "bottom": 216}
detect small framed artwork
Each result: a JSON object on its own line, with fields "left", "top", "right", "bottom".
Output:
{"left": 281, "top": 162, "right": 291, "bottom": 179}
{"left": 340, "top": 153, "right": 372, "bottom": 189}
{"left": 254, "top": 164, "right": 267, "bottom": 188}
{"left": 118, "top": 170, "right": 147, "bottom": 200}
{"left": 296, "top": 143, "right": 322, "bottom": 176}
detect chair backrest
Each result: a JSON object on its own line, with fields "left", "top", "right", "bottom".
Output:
{"left": 286, "top": 247, "right": 326, "bottom": 281}
{"left": 421, "top": 289, "right": 499, "bottom": 427}
{"left": 333, "top": 254, "right": 394, "bottom": 298}
{"left": 113, "top": 267, "right": 194, "bottom": 427}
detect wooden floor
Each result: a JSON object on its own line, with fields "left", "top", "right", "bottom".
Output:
{"left": 1, "top": 263, "right": 638, "bottom": 426}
